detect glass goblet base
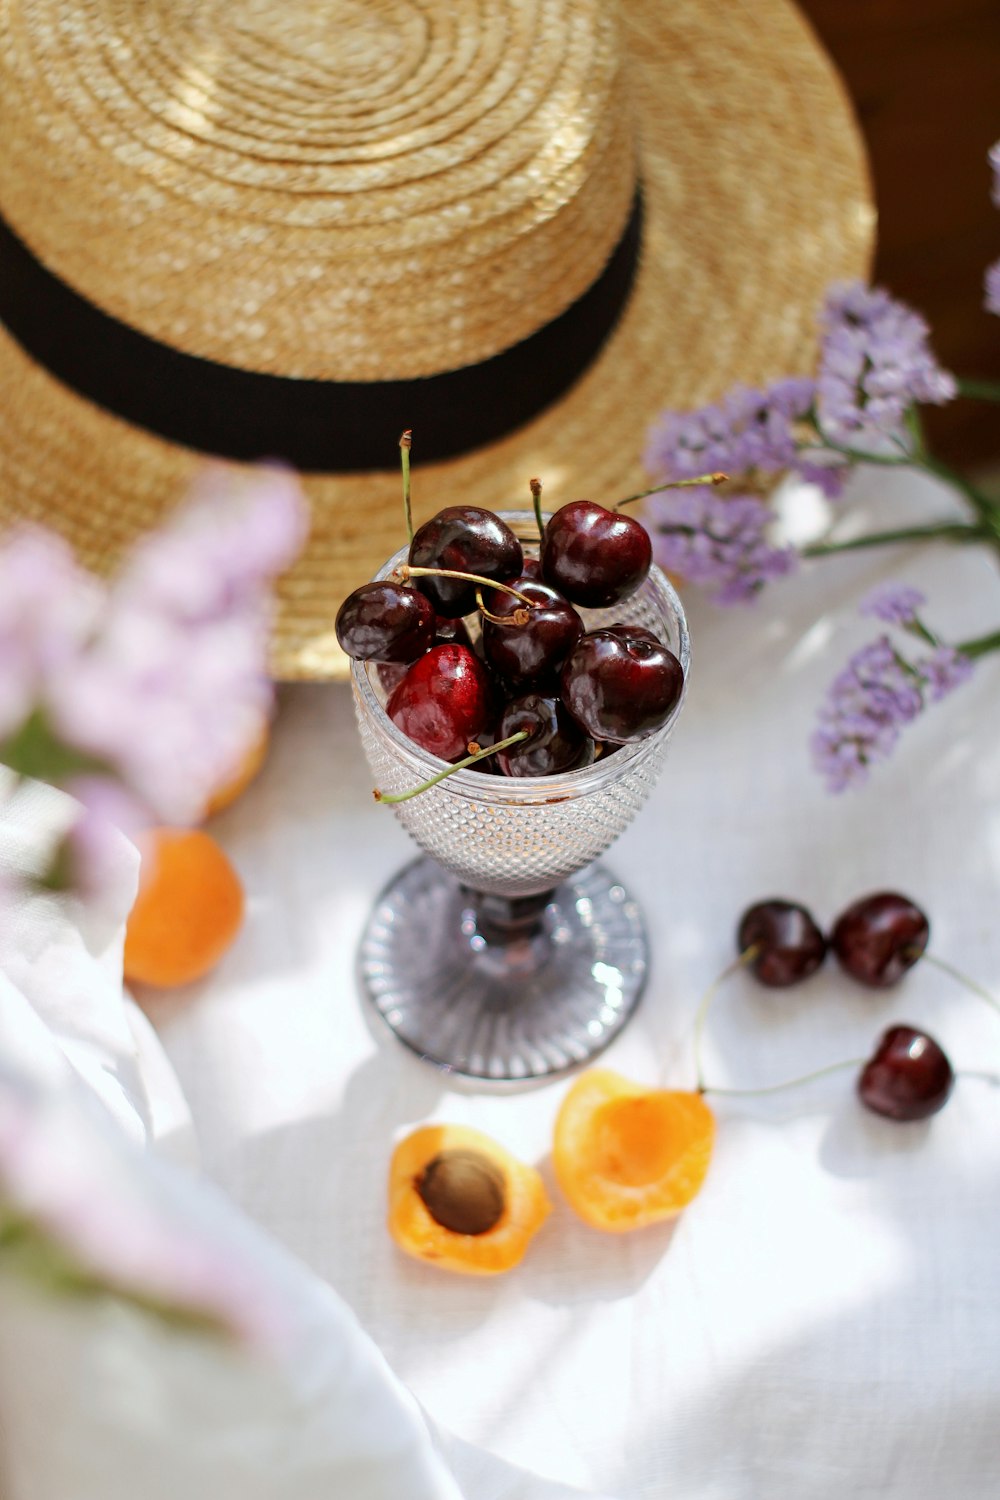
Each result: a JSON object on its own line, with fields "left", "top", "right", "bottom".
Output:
{"left": 358, "top": 856, "right": 648, "bottom": 1083}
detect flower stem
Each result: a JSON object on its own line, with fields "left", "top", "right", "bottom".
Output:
{"left": 956, "top": 626, "right": 1000, "bottom": 659}
{"left": 530, "top": 478, "right": 545, "bottom": 538}
{"left": 400, "top": 430, "right": 413, "bottom": 546}
{"left": 701, "top": 1057, "right": 865, "bottom": 1099}
{"left": 373, "top": 730, "right": 530, "bottom": 803}
{"left": 615, "top": 472, "right": 729, "bottom": 511}
{"left": 957, "top": 377, "right": 1000, "bottom": 403}
{"left": 916, "top": 949, "right": 1000, "bottom": 1021}
{"left": 918, "top": 456, "right": 1000, "bottom": 535}
{"left": 802, "top": 520, "right": 985, "bottom": 558}
{"left": 692, "top": 945, "right": 760, "bottom": 1094}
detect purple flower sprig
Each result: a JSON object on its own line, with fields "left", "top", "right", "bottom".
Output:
{"left": 0, "top": 466, "right": 308, "bottom": 897}
{"left": 645, "top": 487, "right": 797, "bottom": 606}
{"left": 811, "top": 588, "right": 975, "bottom": 792}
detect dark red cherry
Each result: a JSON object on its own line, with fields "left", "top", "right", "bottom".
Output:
{"left": 541, "top": 501, "right": 652, "bottom": 608}
{"left": 737, "top": 900, "right": 827, "bottom": 987}
{"left": 858, "top": 1025, "right": 954, "bottom": 1121}
{"left": 495, "top": 693, "right": 595, "bottom": 777}
{"left": 831, "top": 892, "right": 930, "bottom": 988}
{"left": 482, "top": 578, "right": 584, "bottom": 689}
{"left": 560, "top": 625, "right": 684, "bottom": 743}
{"left": 409, "top": 506, "right": 523, "bottom": 618}
{"left": 387, "top": 644, "right": 493, "bottom": 761}
{"left": 336, "top": 581, "right": 436, "bottom": 663}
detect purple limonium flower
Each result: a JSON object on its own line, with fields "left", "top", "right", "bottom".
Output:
{"left": 985, "top": 260, "right": 1000, "bottom": 318}
{"left": 859, "top": 583, "right": 927, "bottom": 627}
{"left": 990, "top": 140, "right": 1000, "bottom": 208}
{"left": 815, "top": 282, "right": 956, "bottom": 456}
{"left": 812, "top": 630, "right": 973, "bottom": 791}
{"left": 643, "top": 378, "right": 814, "bottom": 485}
{"left": 646, "top": 487, "right": 797, "bottom": 605}
{"left": 18, "top": 467, "right": 307, "bottom": 828}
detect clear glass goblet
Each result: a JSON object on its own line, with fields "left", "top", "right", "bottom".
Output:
{"left": 351, "top": 514, "right": 690, "bottom": 1083}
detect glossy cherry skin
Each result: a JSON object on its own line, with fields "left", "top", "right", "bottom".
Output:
{"left": 408, "top": 506, "right": 523, "bottom": 617}
{"left": 737, "top": 900, "right": 828, "bottom": 987}
{"left": 541, "top": 501, "right": 652, "bottom": 608}
{"left": 831, "top": 892, "right": 930, "bottom": 988}
{"left": 858, "top": 1025, "right": 954, "bottom": 1121}
{"left": 482, "top": 577, "right": 584, "bottom": 689}
{"left": 386, "top": 644, "right": 493, "bottom": 761}
{"left": 560, "top": 625, "right": 683, "bottom": 743}
{"left": 495, "top": 693, "right": 596, "bottom": 777}
{"left": 336, "top": 581, "right": 436, "bottom": 662}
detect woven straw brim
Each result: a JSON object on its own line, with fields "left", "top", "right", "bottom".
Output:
{"left": 0, "top": 0, "right": 873, "bottom": 681}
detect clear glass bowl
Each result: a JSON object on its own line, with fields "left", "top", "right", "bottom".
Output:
{"left": 351, "top": 513, "right": 690, "bottom": 1083}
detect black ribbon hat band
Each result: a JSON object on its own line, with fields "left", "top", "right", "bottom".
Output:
{"left": 0, "top": 194, "right": 642, "bottom": 473}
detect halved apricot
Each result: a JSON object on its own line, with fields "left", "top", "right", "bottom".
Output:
{"left": 553, "top": 1070, "right": 714, "bottom": 1232}
{"left": 389, "top": 1124, "right": 551, "bottom": 1274}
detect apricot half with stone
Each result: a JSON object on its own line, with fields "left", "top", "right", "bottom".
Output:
{"left": 388, "top": 1125, "right": 551, "bottom": 1274}
{"left": 553, "top": 1070, "right": 715, "bottom": 1232}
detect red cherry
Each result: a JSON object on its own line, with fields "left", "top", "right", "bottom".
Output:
{"left": 336, "top": 581, "right": 436, "bottom": 662}
{"left": 560, "top": 625, "right": 683, "bottom": 743}
{"left": 408, "top": 506, "right": 523, "bottom": 617}
{"left": 858, "top": 1026, "right": 954, "bottom": 1121}
{"left": 482, "top": 577, "right": 584, "bottom": 689}
{"left": 387, "top": 644, "right": 493, "bottom": 761}
{"left": 541, "top": 501, "right": 652, "bottom": 608}
{"left": 831, "top": 892, "right": 930, "bottom": 988}
{"left": 737, "top": 900, "right": 827, "bottom": 987}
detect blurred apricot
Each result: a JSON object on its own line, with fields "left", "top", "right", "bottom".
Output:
{"left": 124, "top": 829, "right": 244, "bottom": 988}
{"left": 203, "top": 721, "right": 270, "bottom": 817}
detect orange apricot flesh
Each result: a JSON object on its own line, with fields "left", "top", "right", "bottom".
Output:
{"left": 553, "top": 1069, "right": 714, "bottom": 1232}
{"left": 389, "top": 1124, "right": 551, "bottom": 1275}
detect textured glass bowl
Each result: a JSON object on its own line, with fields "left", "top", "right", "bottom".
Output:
{"left": 352, "top": 513, "right": 690, "bottom": 1082}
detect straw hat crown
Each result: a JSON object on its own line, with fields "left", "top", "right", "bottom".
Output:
{"left": 2, "top": 0, "right": 635, "bottom": 380}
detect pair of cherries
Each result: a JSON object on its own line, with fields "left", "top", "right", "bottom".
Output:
{"left": 724, "top": 892, "right": 961, "bottom": 1122}
{"left": 336, "top": 496, "right": 684, "bottom": 787}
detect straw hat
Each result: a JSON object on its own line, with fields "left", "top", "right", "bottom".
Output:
{"left": 0, "top": 0, "right": 873, "bottom": 680}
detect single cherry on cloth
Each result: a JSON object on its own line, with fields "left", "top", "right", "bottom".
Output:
{"left": 737, "top": 900, "right": 828, "bottom": 987}
{"left": 386, "top": 643, "right": 493, "bottom": 761}
{"left": 494, "top": 693, "right": 595, "bottom": 777}
{"left": 561, "top": 625, "right": 684, "bottom": 744}
{"left": 831, "top": 892, "right": 930, "bottom": 988}
{"left": 408, "top": 505, "right": 523, "bottom": 617}
{"left": 336, "top": 581, "right": 436, "bottom": 662}
{"left": 858, "top": 1025, "right": 954, "bottom": 1121}
{"left": 541, "top": 500, "right": 652, "bottom": 608}
{"left": 482, "top": 577, "right": 584, "bottom": 689}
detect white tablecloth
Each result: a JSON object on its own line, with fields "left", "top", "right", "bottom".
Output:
{"left": 153, "top": 467, "right": 1000, "bottom": 1499}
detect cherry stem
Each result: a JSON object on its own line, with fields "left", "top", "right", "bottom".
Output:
{"left": 701, "top": 1057, "right": 865, "bottom": 1099}
{"left": 395, "top": 564, "right": 536, "bottom": 607}
{"left": 475, "top": 588, "right": 529, "bottom": 627}
{"left": 530, "top": 477, "right": 544, "bottom": 538}
{"left": 692, "top": 944, "right": 761, "bottom": 1093}
{"left": 615, "top": 472, "right": 729, "bottom": 511}
{"left": 913, "top": 949, "right": 1000, "bottom": 1021}
{"left": 400, "top": 430, "right": 413, "bottom": 546}
{"left": 373, "top": 730, "right": 530, "bottom": 803}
